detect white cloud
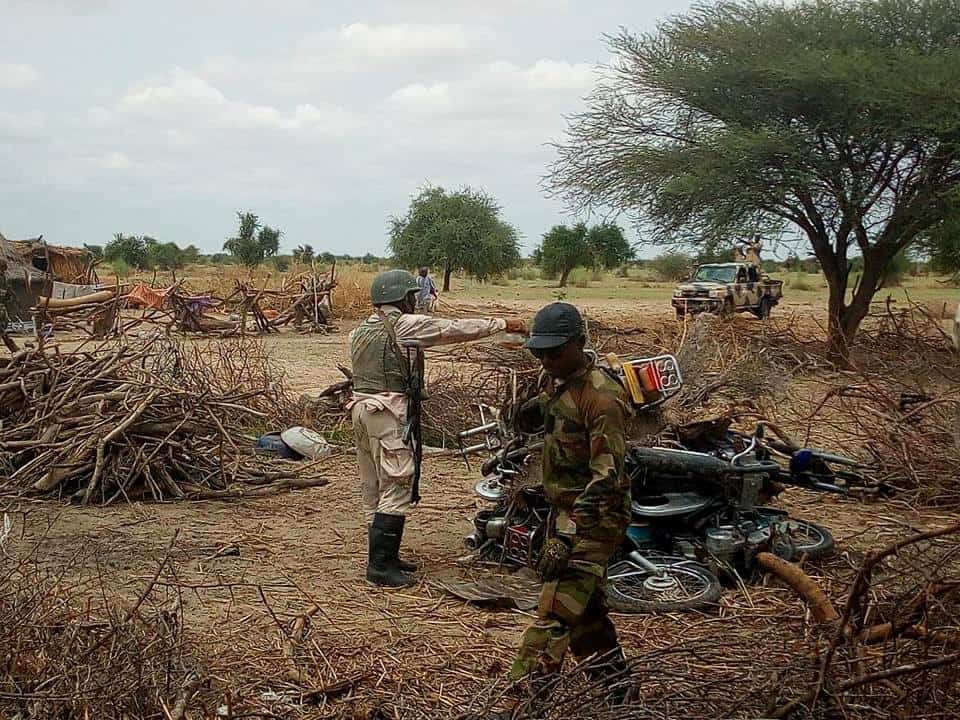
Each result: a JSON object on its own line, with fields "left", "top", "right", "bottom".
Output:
{"left": 116, "top": 68, "right": 355, "bottom": 136}
{"left": 97, "top": 151, "right": 132, "bottom": 170}
{"left": 0, "top": 62, "right": 40, "bottom": 89}
{"left": 386, "top": 82, "right": 452, "bottom": 112}
{"left": 335, "top": 22, "right": 473, "bottom": 60}
{"left": 0, "top": 109, "right": 45, "bottom": 136}
{"left": 385, "top": 59, "right": 594, "bottom": 119}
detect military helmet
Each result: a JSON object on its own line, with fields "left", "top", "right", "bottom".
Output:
{"left": 524, "top": 302, "right": 585, "bottom": 350}
{"left": 370, "top": 269, "right": 420, "bottom": 305}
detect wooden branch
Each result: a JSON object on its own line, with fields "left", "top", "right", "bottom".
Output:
{"left": 756, "top": 552, "right": 839, "bottom": 623}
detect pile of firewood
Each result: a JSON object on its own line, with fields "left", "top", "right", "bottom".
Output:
{"left": 0, "top": 336, "right": 330, "bottom": 504}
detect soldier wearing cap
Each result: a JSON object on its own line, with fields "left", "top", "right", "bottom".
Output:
{"left": 349, "top": 269, "right": 526, "bottom": 587}
{"left": 507, "top": 301, "right": 632, "bottom": 698}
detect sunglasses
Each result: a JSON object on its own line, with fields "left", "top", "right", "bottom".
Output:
{"left": 530, "top": 340, "right": 572, "bottom": 360}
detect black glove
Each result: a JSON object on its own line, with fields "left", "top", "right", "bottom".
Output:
{"left": 537, "top": 537, "right": 572, "bottom": 582}
{"left": 515, "top": 396, "right": 544, "bottom": 434}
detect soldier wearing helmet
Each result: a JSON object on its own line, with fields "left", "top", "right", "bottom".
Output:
{"left": 503, "top": 301, "right": 632, "bottom": 707}
{"left": 349, "top": 269, "right": 526, "bottom": 587}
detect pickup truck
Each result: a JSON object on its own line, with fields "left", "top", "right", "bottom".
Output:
{"left": 671, "top": 263, "right": 783, "bottom": 319}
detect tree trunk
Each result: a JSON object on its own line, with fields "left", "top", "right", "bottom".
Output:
{"left": 559, "top": 267, "right": 571, "bottom": 287}
{"left": 824, "top": 246, "right": 886, "bottom": 362}
{"left": 443, "top": 265, "right": 452, "bottom": 293}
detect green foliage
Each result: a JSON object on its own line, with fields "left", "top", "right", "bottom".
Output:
{"left": 537, "top": 222, "right": 632, "bottom": 286}
{"left": 145, "top": 239, "right": 187, "bottom": 272}
{"left": 538, "top": 223, "right": 590, "bottom": 287}
{"left": 695, "top": 243, "right": 738, "bottom": 266}
{"left": 881, "top": 250, "right": 913, "bottom": 287}
{"left": 319, "top": 251, "right": 336, "bottom": 265}
{"left": 651, "top": 253, "right": 691, "bottom": 282}
{"left": 362, "top": 253, "right": 379, "bottom": 265}
{"left": 108, "top": 258, "right": 132, "bottom": 278}
{"left": 788, "top": 273, "right": 811, "bottom": 291}
{"left": 567, "top": 268, "right": 591, "bottom": 287}
{"left": 586, "top": 223, "right": 633, "bottom": 269}
{"left": 104, "top": 233, "right": 149, "bottom": 269}
{"left": 293, "top": 244, "right": 315, "bottom": 264}
{"left": 83, "top": 244, "right": 103, "bottom": 261}
{"left": 223, "top": 211, "right": 283, "bottom": 268}
{"left": 548, "top": 0, "right": 960, "bottom": 353}
{"left": 389, "top": 185, "right": 521, "bottom": 291}
{"left": 182, "top": 245, "right": 200, "bottom": 265}
{"left": 918, "top": 201, "right": 960, "bottom": 278}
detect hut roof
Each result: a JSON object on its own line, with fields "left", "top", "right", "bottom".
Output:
{"left": 1, "top": 234, "right": 94, "bottom": 283}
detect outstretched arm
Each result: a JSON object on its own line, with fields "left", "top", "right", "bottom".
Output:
{"left": 393, "top": 314, "right": 507, "bottom": 348}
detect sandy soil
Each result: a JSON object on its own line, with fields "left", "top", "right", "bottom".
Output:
{"left": 3, "top": 299, "right": 957, "bottom": 719}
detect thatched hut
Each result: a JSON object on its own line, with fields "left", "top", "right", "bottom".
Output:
{"left": 1, "top": 233, "right": 98, "bottom": 323}
{"left": 5, "top": 237, "right": 96, "bottom": 284}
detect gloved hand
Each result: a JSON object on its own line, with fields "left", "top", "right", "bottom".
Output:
{"left": 504, "top": 318, "right": 528, "bottom": 335}
{"left": 537, "top": 537, "right": 572, "bottom": 582}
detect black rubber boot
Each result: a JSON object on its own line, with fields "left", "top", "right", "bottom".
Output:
{"left": 367, "top": 513, "right": 415, "bottom": 587}
{"left": 393, "top": 516, "right": 418, "bottom": 573}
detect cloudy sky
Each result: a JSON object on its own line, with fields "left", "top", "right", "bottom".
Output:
{"left": 1, "top": 0, "right": 695, "bottom": 257}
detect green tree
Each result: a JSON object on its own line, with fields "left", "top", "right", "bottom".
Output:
{"left": 104, "top": 233, "right": 149, "bottom": 269}
{"left": 548, "top": 0, "right": 960, "bottom": 359}
{"left": 918, "top": 206, "right": 960, "bottom": 280}
{"left": 651, "top": 252, "right": 691, "bottom": 282}
{"left": 293, "top": 244, "right": 315, "bottom": 263}
{"left": 182, "top": 245, "right": 200, "bottom": 265}
{"left": 224, "top": 211, "right": 283, "bottom": 268}
{"left": 319, "top": 251, "right": 336, "bottom": 265}
{"left": 389, "top": 185, "right": 521, "bottom": 291}
{"left": 586, "top": 222, "right": 634, "bottom": 270}
{"left": 83, "top": 244, "right": 103, "bottom": 262}
{"left": 149, "top": 242, "right": 186, "bottom": 272}
{"left": 538, "top": 223, "right": 591, "bottom": 287}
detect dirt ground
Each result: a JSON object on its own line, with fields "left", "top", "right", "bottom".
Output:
{"left": 3, "top": 298, "right": 958, "bottom": 719}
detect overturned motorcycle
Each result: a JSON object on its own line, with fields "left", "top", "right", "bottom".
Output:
{"left": 458, "top": 354, "right": 877, "bottom": 613}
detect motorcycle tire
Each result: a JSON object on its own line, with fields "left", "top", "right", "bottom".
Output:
{"left": 606, "top": 556, "right": 721, "bottom": 614}
{"left": 757, "top": 511, "right": 835, "bottom": 560}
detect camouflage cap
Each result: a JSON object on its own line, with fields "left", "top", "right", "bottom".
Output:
{"left": 525, "top": 302, "right": 585, "bottom": 350}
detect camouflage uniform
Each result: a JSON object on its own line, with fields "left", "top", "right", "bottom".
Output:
{"left": 509, "top": 359, "right": 631, "bottom": 680}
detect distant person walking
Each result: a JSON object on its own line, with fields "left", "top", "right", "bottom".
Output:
{"left": 415, "top": 266, "right": 438, "bottom": 313}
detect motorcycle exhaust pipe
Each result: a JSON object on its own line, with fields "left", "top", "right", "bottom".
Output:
{"left": 464, "top": 531, "right": 484, "bottom": 550}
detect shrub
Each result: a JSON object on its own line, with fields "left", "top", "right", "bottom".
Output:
{"left": 650, "top": 252, "right": 691, "bottom": 282}
{"left": 568, "top": 268, "right": 590, "bottom": 287}
{"left": 788, "top": 273, "right": 811, "bottom": 291}
{"left": 109, "top": 258, "right": 132, "bottom": 279}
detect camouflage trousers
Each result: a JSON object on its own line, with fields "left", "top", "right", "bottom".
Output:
{"left": 509, "top": 537, "right": 621, "bottom": 680}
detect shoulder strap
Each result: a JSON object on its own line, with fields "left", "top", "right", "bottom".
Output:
{"left": 376, "top": 308, "right": 411, "bottom": 379}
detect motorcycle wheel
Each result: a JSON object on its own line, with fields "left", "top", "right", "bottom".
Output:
{"left": 757, "top": 511, "right": 835, "bottom": 560}
{"left": 606, "top": 556, "right": 721, "bottom": 613}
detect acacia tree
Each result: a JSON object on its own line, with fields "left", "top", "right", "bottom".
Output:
{"left": 538, "top": 222, "right": 633, "bottom": 286}
{"left": 389, "top": 186, "right": 521, "bottom": 291}
{"left": 540, "top": 223, "right": 590, "bottom": 287}
{"left": 548, "top": 0, "right": 960, "bottom": 358}
{"left": 223, "top": 211, "right": 283, "bottom": 268}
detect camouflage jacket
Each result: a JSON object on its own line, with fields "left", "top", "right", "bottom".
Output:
{"left": 539, "top": 359, "right": 632, "bottom": 548}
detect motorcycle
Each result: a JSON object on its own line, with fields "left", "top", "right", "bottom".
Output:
{"left": 459, "top": 355, "right": 875, "bottom": 613}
